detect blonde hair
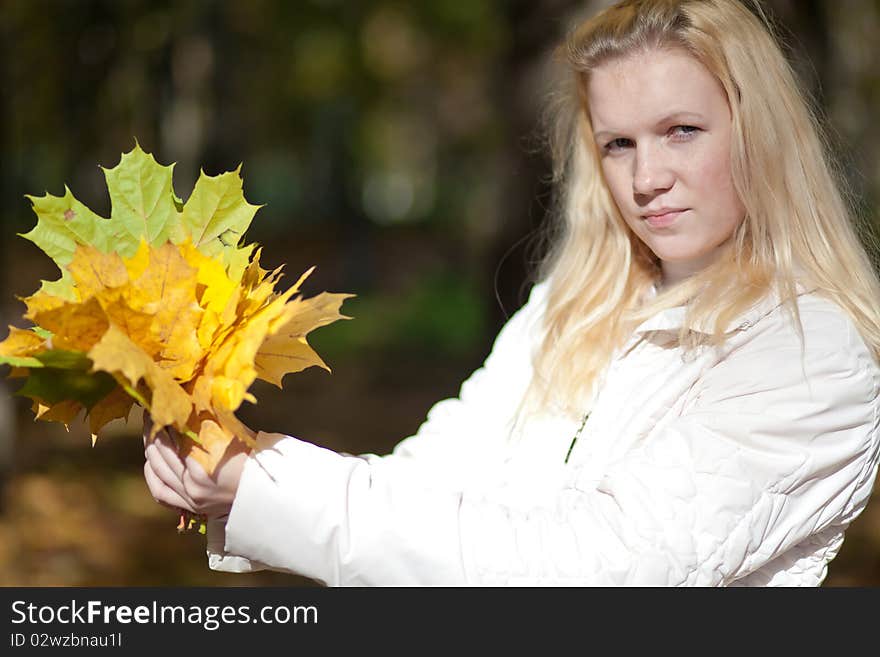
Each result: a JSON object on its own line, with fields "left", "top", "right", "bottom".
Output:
{"left": 520, "top": 0, "right": 880, "bottom": 418}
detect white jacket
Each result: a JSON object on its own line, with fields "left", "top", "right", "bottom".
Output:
{"left": 207, "top": 281, "right": 880, "bottom": 586}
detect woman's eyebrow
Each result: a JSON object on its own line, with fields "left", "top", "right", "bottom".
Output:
{"left": 655, "top": 110, "right": 705, "bottom": 125}
{"left": 593, "top": 111, "right": 706, "bottom": 140}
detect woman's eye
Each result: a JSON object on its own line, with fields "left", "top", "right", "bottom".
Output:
{"left": 604, "top": 137, "right": 633, "bottom": 152}
{"left": 670, "top": 125, "right": 700, "bottom": 139}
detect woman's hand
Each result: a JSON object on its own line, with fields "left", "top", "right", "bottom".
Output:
{"left": 142, "top": 411, "right": 251, "bottom": 521}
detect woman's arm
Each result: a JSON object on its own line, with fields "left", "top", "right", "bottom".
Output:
{"left": 214, "top": 300, "right": 880, "bottom": 585}
{"left": 371, "top": 280, "right": 549, "bottom": 488}
{"left": 149, "top": 281, "right": 549, "bottom": 574}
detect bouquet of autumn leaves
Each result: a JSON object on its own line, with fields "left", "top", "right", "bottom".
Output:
{"left": 0, "top": 144, "right": 353, "bottom": 528}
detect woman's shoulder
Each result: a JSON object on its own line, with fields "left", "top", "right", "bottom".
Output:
{"left": 791, "top": 291, "right": 854, "bottom": 339}
{"left": 501, "top": 279, "right": 552, "bottom": 331}
{"left": 523, "top": 278, "right": 551, "bottom": 307}
{"left": 695, "top": 288, "right": 879, "bottom": 425}
{"left": 746, "top": 287, "right": 878, "bottom": 378}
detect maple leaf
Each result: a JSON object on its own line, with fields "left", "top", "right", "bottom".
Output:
{"left": 17, "top": 367, "right": 118, "bottom": 417}
{"left": 0, "top": 326, "right": 48, "bottom": 367}
{"left": 181, "top": 415, "right": 239, "bottom": 476}
{"left": 27, "top": 296, "right": 110, "bottom": 352}
{"left": 178, "top": 166, "right": 262, "bottom": 260}
{"left": 87, "top": 387, "right": 136, "bottom": 443}
{"left": 88, "top": 324, "right": 194, "bottom": 436}
{"left": 255, "top": 291, "right": 354, "bottom": 386}
{"left": 19, "top": 187, "right": 113, "bottom": 267}
{"left": 101, "top": 144, "right": 178, "bottom": 254}
{"left": 0, "top": 143, "right": 354, "bottom": 478}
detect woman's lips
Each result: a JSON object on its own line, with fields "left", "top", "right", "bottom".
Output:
{"left": 642, "top": 209, "right": 687, "bottom": 229}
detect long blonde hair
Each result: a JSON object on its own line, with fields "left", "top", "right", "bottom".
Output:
{"left": 521, "top": 0, "right": 880, "bottom": 418}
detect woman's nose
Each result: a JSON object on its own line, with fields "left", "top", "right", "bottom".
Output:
{"left": 632, "top": 145, "right": 674, "bottom": 196}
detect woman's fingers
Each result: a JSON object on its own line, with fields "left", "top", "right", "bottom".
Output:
{"left": 180, "top": 442, "right": 250, "bottom": 519}
{"left": 145, "top": 439, "right": 198, "bottom": 510}
{"left": 145, "top": 432, "right": 183, "bottom": 479}
{"left": 141, "top": 416, "right": 251, "bottom": 518}
{"left": 145, "top": 422, "right": 208, "bottom": 493}
{"left": 180, "top": 454, "right": 227, "bottom": 516}
{"left": 143, "top": 460, "right": 196, "bottom": 513}
{"left": 148, "top": 426, "right": 188, "bottom": 481}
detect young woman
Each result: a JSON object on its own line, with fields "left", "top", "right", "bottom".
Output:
{"left": 143, "top": 0, "right": 880, "bottom": 586}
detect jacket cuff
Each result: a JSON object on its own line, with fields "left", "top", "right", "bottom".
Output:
{"left": 205, "top": 517, "right": 269, "bottom": 573}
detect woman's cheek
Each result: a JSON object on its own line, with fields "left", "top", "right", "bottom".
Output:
{"left": 699, "top": 149, "right": 744, "bottom": 227}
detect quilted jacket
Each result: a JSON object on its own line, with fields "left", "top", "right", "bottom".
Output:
{"left": 206, "top": 280, "right": 880, "bottom": 586}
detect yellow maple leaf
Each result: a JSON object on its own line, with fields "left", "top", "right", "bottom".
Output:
{"left": 34, "top": 399, "right": 83, "bottom": 425}
{"left": 20, "top": 288, "right": 74, "bottom": 319}
{"left": 255, "top": 292, "right": 354, "bottom": 386}
{"left": 88, "top": 324, "right": 193, "bottom": 436}
{"left": 28, "top": 297, "right": 110, "bottom": 352}
{"left": 181, "top": 415, "right": 246, "bottom": 475}
{"left": 87, "top": 387, "right": 136, "bottom": 443}
{"left": 0, "top": 326, "right": 48, "bottom": 361}
{"left": 67, "top": 244, "right": 129, "bottom": 298}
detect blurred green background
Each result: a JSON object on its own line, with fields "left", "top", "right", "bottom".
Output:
{"left": 1, "top": 0, "right": 879, "bottom": 586}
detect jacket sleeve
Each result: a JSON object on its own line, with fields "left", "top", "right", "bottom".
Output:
{"left": 206, "top": 280, "right": 548, "bottom": 574}
{"left": 363, "top": 280, "right": 550, "bottom": 490}
{"left": 214, "top": 302, "right": 880, "bottom": 586}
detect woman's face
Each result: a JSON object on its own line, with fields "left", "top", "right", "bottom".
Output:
{"left": 587, "top": 48, "right": 745, "bottom": 286}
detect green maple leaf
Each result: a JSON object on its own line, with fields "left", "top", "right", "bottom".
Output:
{"left": 20, "top": 186, "right": 113, "bottom": 266}
{"left": 16, "top": 367, "right": 117, "bottom": 409}
{"left": 101, "top": 143, "right": 178, "bottom": 256}
{"left": 20, "top": 191, "right": 109, "bottom": 300}
{"left": 178, "top": 165, "right": 263, "bottom": 258}
{"left": 18, "top": 142, "right": 264, "bottom": 283}
{"left": 223, "top": 241, "right": 257, "bottom": 283}
{"left": 0, "top": 343, "right": 90, "bottom": 370}
{"left": 32, "top": 349, "right": 93, "bottom": 369}
{"left": 37, "top": 270, "right": 77, "bottom": 301}
{"left": 7, "top": 345, "right": 117, "bottom": 412}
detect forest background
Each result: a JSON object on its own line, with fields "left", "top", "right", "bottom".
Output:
{"left": 1, "top": 0, "right": 878, "bottom": 586}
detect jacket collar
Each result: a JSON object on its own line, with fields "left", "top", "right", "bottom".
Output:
{"left": 631, "top": 280, "right": 815, "bottom": 335}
